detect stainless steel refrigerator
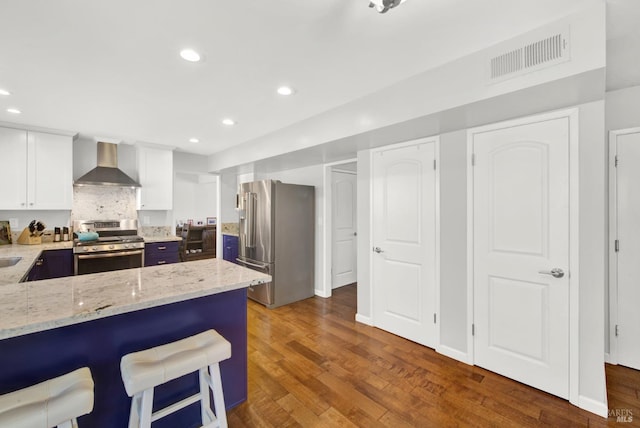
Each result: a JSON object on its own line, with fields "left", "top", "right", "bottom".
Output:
{"left": 236, "top": 179, "right": 315, "bottom": 308}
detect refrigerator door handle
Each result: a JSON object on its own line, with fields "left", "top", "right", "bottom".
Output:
{"left": 245, "top": 192, "right": 256, "bottom": 248}
{"left": 236, "top": 258, "right": 268, "bottom": 270}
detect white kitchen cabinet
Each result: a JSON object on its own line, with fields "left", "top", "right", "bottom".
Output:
{"left": 136, "top": 146, "right": 173, "bottom": 210}
{"left": 0, "top": 127, "right": 73, "bottom": 210}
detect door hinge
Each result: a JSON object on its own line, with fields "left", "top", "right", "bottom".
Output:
{"left": 615, "top": 324, "right": 619, "bottom": 337}
{"left": 472, "top": 324, "right": 475, "bottom": 336}
{"left": 433, "top": 159, "right": 436, "bottom": 170}
{"left": 433, "top": 313, "right": 437, "bottom": 324}
{"left": 471, "top": 153, "right": 476, "bottom": 166}
{"left": 615, "top": 239, "right": 620, "bottom": 252}
{"left": 615, "top": 155, "right": 619, "bottom": 167}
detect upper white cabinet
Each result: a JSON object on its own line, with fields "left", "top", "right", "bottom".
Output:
{"left": 136, "top": 146, "right": 173, "bottom": 210}
{"left": 0, "top": 127, "right": 73, "bottom": 210}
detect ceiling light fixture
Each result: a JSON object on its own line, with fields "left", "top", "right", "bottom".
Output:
{"left": 368, "top": 0, "right": 407, "bottom": 13}
{"left": 277, "top": 86, "right": 295, "bottom": 96}
{"left": 221, "top": 118, "right": 235, "bottom": 126}
{"left": 180, "top": 49, "right": 201, "bottom": 62}
{"left": 6, "top": 108, "right": 21, "bottom": 114}
{"left": 189, "top": 138, "right": 199, "bottom": 143}
{"left": 0, "top": 89, "right": 10, "bottom": 96}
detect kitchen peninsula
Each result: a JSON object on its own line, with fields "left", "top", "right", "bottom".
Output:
{"left": 0, "top": 258, "right": 270, "bottom": 427}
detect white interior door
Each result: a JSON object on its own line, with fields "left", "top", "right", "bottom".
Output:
{"left": 372, "top": 140, "right": 437, "bottom": 348}
{"left": 472, "top": 116, "right": 570, "bottom": 399}
{"left": 332, "top": 170, "right": 357, "bottom": 289}
{"left": 613, "top": 130, "right": 640, "bottom": 370}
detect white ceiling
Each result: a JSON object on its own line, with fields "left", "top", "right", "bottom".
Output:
{"left": 0, "top": 0, "right": 636, "bottom": 156}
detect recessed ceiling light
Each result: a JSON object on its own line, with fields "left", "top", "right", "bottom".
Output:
{"left": 7, "top": 108, "right": 21, "bottom": 114}
{"left": 0, "top": 89, "right": 10, "bottom": 96}
{"left": 222, "top": 118, "right": 235, "bottom": 126}
{"left": 277, "top": 86, "right": 295, "bottom": 96}
{"left": 180, "top": 49, "right": 201, "bottom": 62}
{"left": 189, "top": 138, "right": 199, "bottom": 143}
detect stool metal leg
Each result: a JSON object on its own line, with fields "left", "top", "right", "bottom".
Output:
{"left": 209, "top": 363, "right": 227, "bottom": 428}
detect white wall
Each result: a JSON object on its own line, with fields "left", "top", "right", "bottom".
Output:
{"left": 577, "top": 99, "right": 607, "bottom": 412}
{"left": 356, "top": 151, "right": 372, "bottom": 323}
{"left": 255, "top": 165, "right": 325, "bottom": 295}
{"left": 173, "top": 172, "right": 217, "bottom": 227}
{"left": 437, "top": 129, "right": 468, "bottom": 355}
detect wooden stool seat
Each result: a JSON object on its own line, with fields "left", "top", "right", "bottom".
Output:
{"left": 121, "top": 329, "right": 231, "bottom": 428}
{"left": 0, "top": 367, "right": 94, "bottom": 428}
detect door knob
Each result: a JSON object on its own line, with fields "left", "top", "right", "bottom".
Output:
{"left": 538, "top": 268, "right": 564, "bottom": 278}
{"left": 354, "top": 232, "right": 357, "bottom": 236}
{"left": 373, "top": 247, "right": 384, "bottom": 253}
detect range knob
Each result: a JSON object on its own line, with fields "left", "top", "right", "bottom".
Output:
{"left": 83, "top": 247, "right": 89, "bottom": 252}
{"left": 91, "top": 247, "right": 97, "bottom": 251}
{"left": 109, "top": 245, "right": 115, "bottom": 250}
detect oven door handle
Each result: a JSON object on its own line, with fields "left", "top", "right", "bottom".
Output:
{"left": 76, "top": 249, "right": 144, "bottom": 260}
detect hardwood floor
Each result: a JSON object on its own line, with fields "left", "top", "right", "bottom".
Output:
{"left": 228, "top": 284, "right": 640, "bottom": 427}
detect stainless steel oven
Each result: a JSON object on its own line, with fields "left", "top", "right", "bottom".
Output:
{"left": 73, "top": 220, "right": 145, "bottom": 275}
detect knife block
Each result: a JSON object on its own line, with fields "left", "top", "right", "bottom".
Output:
{"left": 17, "top": 228, "right": 42, "bottom": 245}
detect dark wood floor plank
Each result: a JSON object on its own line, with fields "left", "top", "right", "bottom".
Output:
{"left": 228, "top": 284, "right": 637, "bottom": 427}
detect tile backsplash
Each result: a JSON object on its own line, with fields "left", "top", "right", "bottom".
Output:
{"left": 71, "top": 187, "right": 137, "bottom": 221}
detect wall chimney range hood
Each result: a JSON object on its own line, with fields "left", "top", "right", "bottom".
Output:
{"left": 74, "top": 142, "right": 141, "bottom": 187}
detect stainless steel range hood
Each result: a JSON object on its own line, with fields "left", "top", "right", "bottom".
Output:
{"left": 74, "top": 142, "right": 141, "bottom": 187}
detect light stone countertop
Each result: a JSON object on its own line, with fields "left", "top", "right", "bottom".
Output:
{"left": 143, "top": 236, "right": 182, "bottom": 243}
{"left": 0, "top": 241, "right": 74, "bottom": 285}
{"left": 0, "top": 258, "right": 270, "bottom": 340}
{"left": 0, "top": 237, "right": 182, "bottom": 285}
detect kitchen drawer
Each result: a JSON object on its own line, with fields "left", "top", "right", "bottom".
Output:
{"left": 145, "top": 241, "right": 179, "bottom": 266}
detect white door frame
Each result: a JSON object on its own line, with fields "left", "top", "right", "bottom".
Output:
{"left": 607, "top": 126, "right": 640, "bottom": 365}
{"left": 369, "top": 136, "right": 440, "bottom": 347}
{"left": 321, "top": 158, "right": 358, "bottom": 298}
{"left": 466, "top": 108, "right": 580, "bottom": 406}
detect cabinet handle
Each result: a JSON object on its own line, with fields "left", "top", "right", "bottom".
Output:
{"left": 35, "top": 258, "right": 44, "bottom": 266}
{"left": 157, "top": 260, "right": 167, "bottom": 265}
{"left": 157, "top": 246, "right": 167, "bottom": 250}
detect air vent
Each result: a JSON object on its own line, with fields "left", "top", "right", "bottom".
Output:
{"left": 488, "top": 29, "right": 570, "bottom": 82}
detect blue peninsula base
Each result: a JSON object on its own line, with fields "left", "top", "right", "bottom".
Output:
{"left": 0, "top": 288, "right": 247, "bottom": 428}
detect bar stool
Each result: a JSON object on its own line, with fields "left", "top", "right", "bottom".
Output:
{"left": 0, "top": 367, "right": 94, "bottom": 428}
{"left": 120, "top": 329, "right": 231, "bottom": 428}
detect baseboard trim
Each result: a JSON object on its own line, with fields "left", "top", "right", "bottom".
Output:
{"left": 355, "top": 313, "right": 373, "bottom": 326}
{"left": 314, "top": 289, "right": 331, "bottom": 298}
{"left": 578, "top": 395, "right": 609, "bottom": 418}
{"left": 437, "top": 344, "right": 472, "bottom": 365}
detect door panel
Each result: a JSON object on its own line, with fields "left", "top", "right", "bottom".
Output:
{"left": 372, "top": 142, "right": 436, "bottom": 348}
{"left": 332, "top": 171, "right": 357, "bottom": 288}
{"left": 615, "top": 131, "right": 640, "bottom": 370}
{"left": 473, "top": 117, "right": 569, "bottom": 399}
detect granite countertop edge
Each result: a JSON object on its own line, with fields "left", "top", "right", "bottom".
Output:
{"left": 0, "top": 259, "right": 270, "bottom": 340}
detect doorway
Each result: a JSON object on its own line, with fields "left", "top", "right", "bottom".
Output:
{"left": 331, "top": 165, "right": 357, "bottom": 289}
{"left": 371, "top": 138, "right": 439, "bottom": 348}
{"left": 609, "top": 127, "right": 640, "bottom": 370}
{"left": 468, "top": 109, "right": 578, "bottom": 400}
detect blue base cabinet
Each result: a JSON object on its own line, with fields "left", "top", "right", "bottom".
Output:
{"left": 222, "top": 234, "right": 239, "bottom": 264}
{"left": 26, "top": 249, "right": 73, "bottom": 281}
{"left": 145, "top": 241, "right": 180, "bottom": 266}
